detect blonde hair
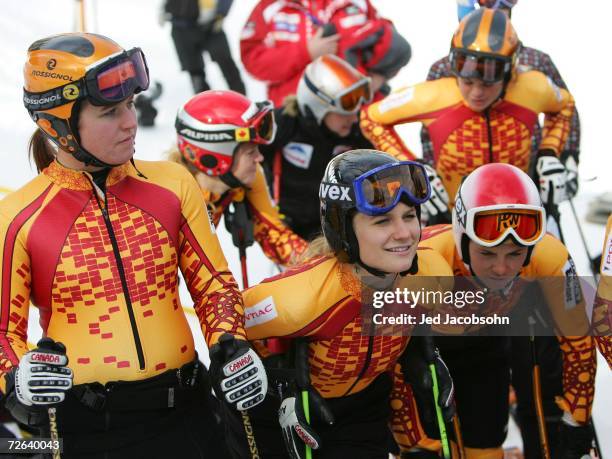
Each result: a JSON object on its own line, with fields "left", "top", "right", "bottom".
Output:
{"left": 167, "top": 146, "right": 202, "bottom": 177}
{"left": 297, "top": 235, "right": 335, "bottom": 263}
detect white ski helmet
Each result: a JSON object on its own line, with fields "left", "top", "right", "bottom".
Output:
{"left": 297, "top": 54, "right": 372, "bottom": 125}
{"left": 452, "top": 163, "right": 545, "bottom": 266}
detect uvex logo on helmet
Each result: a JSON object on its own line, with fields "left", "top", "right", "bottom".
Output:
{"left": 319, "top": 183, "right": 351, "bottom": 201}
{"left": 228, "top": 353, "right": 253, "bottom": 374}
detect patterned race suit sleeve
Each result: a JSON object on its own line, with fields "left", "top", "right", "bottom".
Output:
{"left": 530, "top": 236, "right": 596, "bottom": 424}
{"left": 247, "top": 166, "right": 307, "bottom": 266}
{"left": 593, "top": 216, "right": 612, "bottom": 369}
{"left": 176, "top": 164, "right": 247, "bottom": 346}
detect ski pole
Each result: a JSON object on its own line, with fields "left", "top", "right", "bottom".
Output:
{"left": 528, "top": 317, "right": 551, "bottom": 459}
{"left": 302, "top": 390, "right": 313, "bottom": 459}
{"left": 423, "top": 337, "right": 451, "bottom": 459}
{"left": 567, "top": 197, "right": 599, "bottom": 278}
{"left": 48, "top": 407, "right": 61, "bottom": 459}
{"left": 452, "top": 414, "right": 466, "bottom": 459}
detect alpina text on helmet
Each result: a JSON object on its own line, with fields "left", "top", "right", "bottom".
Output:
{"left": 179, "top": 128, "right": 233, "bottom": 142}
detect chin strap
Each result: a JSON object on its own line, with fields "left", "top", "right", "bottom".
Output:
{"left": 219, "top": 171, "right": 249, "bottom": 190}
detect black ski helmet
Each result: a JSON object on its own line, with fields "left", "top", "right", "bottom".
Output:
{"left": 320, "top": 149, "right": 423, "bottom": 274}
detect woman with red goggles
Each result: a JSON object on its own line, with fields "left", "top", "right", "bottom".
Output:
{"left": 411, "top": 164, "right": 599, "bottom": 459}
{"left": 361, "top": 8, "right": 576, "bottom": 226}
{"left": 2, "top": 33, "right": 268, "bottom": 458}
{"left": 259, "top": 54, "right": 376, "bottom": 241}
{"left": 172, "top": 89, "right": 307, "bottom": 268}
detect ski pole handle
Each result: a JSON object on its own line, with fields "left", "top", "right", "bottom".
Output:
{"left": 423, "top": 336, "right": 451, "bottom": 459}
{"left": 302, "top": 390, "right": 312, "bottom": 459}
{"left": 430, "top": 363, "right": 451, "bottom": 459}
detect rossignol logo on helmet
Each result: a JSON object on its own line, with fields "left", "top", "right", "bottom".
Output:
{"left": 46, "top": 59, "right": 57, "bottom": 70}
{"left": 319, "top": 183, "right": 351, "bottom": 201}
{"left": 23, "top": 93, "right": 61, "bottom": 106}
{"left": 31, "top": 70, "right": 74, "bottom": 81}
{"left": 62, "top": 84, "right": 80, "bottom": 100}
{"left": 180, "top": 128, "right": 232, "bottom": 142}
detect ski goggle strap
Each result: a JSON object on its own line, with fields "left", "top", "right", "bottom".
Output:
{"left": 467, "top": 205, "right": 546, "bottom": 247}
{"left": 23, "top": 48, "right": 149, "bottom": 111}
{"left": 304, "top": 74, "right": 372, "bottom": 113}
{"left": 450, "top": 49, "right": 512, "bottom": 83}
{"left": 175, "top": 102, "right": 276, "bottom": 145}
{"left": 353, "top": 161, "right": 431, "bottom": 216}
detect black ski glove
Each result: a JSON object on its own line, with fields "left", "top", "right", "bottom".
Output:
{"left": 209, "top": 334, "right": 268, "bottom": 411}
{"left": 558, "top": 418, "right": 593, "bottom": 459}
{"left": 399, "top": 336, "right": 455, "bottom": 438}
{"left": 3, "top": 338, "right": 72, "bottom": 426}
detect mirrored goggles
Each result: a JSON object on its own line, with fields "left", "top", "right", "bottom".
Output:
{"left": 353, "top": 161, "right": 431, "bottom": 216}
{"left": 450, "top": 49, "right": 512, "bottom": 83}
{"left": 175, "top": 102, "right": 276, "bottom": 145}
{"left": 304, "top": 74, "right": 372, "bottom": 113}
{"left": 466, "top": 205, "right": 546, "bottom": 247}
{"left": 24, "top": 47, "right": 149, "bottom": 112}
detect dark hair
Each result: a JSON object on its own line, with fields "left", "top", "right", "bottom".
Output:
{"left": 28, "top": 129, "right": 56, "bottom": 172}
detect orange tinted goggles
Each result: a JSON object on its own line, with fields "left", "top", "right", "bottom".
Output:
{"left": 473, "top": 209, "right": 543, "bottom": 244}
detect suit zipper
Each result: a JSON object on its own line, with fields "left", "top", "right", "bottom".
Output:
{"left": 484, "top": 108, "right": 494, "bottom": 163}
{"left": 95, "top": 191, "right": 146, "bottom": 370}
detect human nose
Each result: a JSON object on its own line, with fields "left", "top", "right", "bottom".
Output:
{"left": 490, "top": 257, "right": 509, "bottom": 276}
{"left": 253, "top": 147, "right": 263, "bottom": 163}
{"left": 391, "top": 219, "right": 415, "bottom": 242}
{"left": 121, "top": 104, "right": 138, "bottom": 131}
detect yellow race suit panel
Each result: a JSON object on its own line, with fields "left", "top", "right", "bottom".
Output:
{"left": 0, "top": 160, "right": 245, "bottom": 390}
{"left": 202, "top": 165, "right": 307, "bottom": 266}
{"left": 420, "top": 225, "right": 597, "bottom": 424}
{"left": 594, "top": 215, "right": 612, "bottom": 369}
{"left": 361, "top": 71, "right": 574, "bottom": 206}
{"left": 243, "top": 248, "right": 453, "bottom": 450}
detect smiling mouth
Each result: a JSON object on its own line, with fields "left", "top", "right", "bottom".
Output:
{"left": 385, "top": 246, "right": 411, "bottom": 253}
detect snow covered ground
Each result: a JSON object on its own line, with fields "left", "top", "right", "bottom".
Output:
{"left": 0, "top": 0, "right": 609, "bottom": 454}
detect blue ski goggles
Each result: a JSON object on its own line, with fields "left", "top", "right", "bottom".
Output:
{"left": 353, "top": 161, "right": 431, "bottom": 216}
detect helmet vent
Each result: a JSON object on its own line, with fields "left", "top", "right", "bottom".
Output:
{"left": 28, "top": 35, "right": 96, "bottom": 57}
{"left": 488, "top": 10, "right": 507, "bottom": 52}
{"left": 462, "top": 8, "right": 484, "bottom": 48}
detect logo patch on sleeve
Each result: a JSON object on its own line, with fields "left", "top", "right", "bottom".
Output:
{"left": 378, "top": 87, "right": 415, "bottom": 114}
{"left": 602, "top": 231, "right": 612, "bottom": 276}
{"left": 562, "top": 257, "right": 582, "bottom": 309}
{"left": 245, "top": 296, "right": 278, "bottom": 328}
{"left": 283, "top": 142, "right": 314, "bottom": 169}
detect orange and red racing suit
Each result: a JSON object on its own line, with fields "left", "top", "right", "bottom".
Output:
{"left": 361, "top": 71, "right": 575, "bottom": 207}
{"left": 243, "top": 248, "right": 453, "bottom": 449}
{"left": 0, "top": 160, "right": 245, "bottom": 390}
{"left": 420, "top": 225, "right": 597, "bottom": 425}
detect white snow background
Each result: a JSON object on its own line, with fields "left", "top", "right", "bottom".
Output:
{"left": 0, "top": 0, "right": 609, "bottom": 453}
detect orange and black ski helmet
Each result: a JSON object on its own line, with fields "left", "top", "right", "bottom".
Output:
{"left": 23, "top": 33, "right": 149, "bottom": 167}
{"left": 449, "top": 8, "right": 519, "bottom": 84}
